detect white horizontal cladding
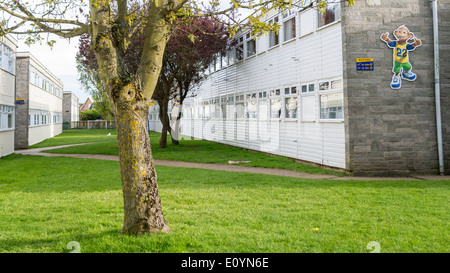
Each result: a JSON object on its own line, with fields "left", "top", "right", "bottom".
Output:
{"left": 152, "top": 16, "right": 345, "bottom": 169}
{"left": 0, "top": 70, "right": 15, "bottom": 105}
{"left": 29, "top": 84, "right": 63, "bottom": 112}
{"left": 280, "top": 121, "right": 298, "bottom": 158}
{"left": 321, "top": 123, "right": 346, "bottom": 169}
{"left": 28, "top": 123, "right": 62, "bottom": 146}
{"left": 0, "top": 130, "right": 14, "bottom": 157}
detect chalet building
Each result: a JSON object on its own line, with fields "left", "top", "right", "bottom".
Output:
{"left": 79, "top": 97, "right": 93, "bottom": 112}
{"left": 149, "top": 0, "right": 450, "bottom": 176}
{"left": 0, "top": 35, "right": 18, "bottom": 158}
{"left": 63, "top": 91, "right": 80, "bottom": 128}
{"left": 14, "top": 52, "right": 63, "bottom": 149}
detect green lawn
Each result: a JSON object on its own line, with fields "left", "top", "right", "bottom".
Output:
{"left": 37, "top": 129, "right": 346, "bottom": 176}
{"left": 0, "top": 154, "right": 448, "bottom": 253}
{"left": 29, "top": 129, "right": 117, "bottom": 148}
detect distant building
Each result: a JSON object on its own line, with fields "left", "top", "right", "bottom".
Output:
{"left": 63, "top": 91, "right": 79, "bottom": 128}
{"left": 79, "top": 97, "right": 93, "bottom": 112}
{"left": 0, "top": 34, "right": 18, "bottom": 158}
{"left": 14, "top": 52, "right": 63, "bottom": 149}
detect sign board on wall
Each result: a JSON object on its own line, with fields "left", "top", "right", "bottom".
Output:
{"left": 356, "top": 58, "right": 374, "bottom": 71}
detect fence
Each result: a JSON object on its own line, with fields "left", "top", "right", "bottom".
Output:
{"left": 70, "top": 120, "right": 116, "bottom": 129}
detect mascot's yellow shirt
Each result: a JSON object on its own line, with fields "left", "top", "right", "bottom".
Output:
{"left": 390, "top": 41, "right": 414, "bottom": 64}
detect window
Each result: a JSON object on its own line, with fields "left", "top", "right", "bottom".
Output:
{"left": 331, "top": 79, "right": 343, "bottom": 89}
{"left": 1, "top": 44, "right": 15, "bottom": 74}
{"left": 270, "top": 98, "right": 282, "bottom": 119}
{"left": 284, "top": 86, "right": 296, "bottom": 95}
{"left": 221, "top": 97, "right": 227, "bottom": 119}
{"left": 0, "top": 106, "right": 14, "bottom": 130}
{"left": 320, "top": 93, "right": 343, "bottom": 120}
{"left": 215, "top": 99, "right": 221, "bottom": 119}
{"left": 246, "top": 93, "right": 257, "bottom": 119}
{"left": 210, "top": 100, "right": 215, "bottom": 118}
{"left": 215, "top": 55, "right": 221, "bottom": 71}
{"left": 204, "top": 101, "right": 210, "bottom": 119}
{"left": 319, "top": 81, "right": 329, "bottom": 91}
{"left": 247, "top": 100, "right": 258, "bottom": 119}
{"left": 8, "top": 107, "right": 13, "bottom": 129}
{"left": 245, "top": 33, "right": 256, "bottom": 57}
{"left": 269, "top": 16, "right": 279, "bottom": 48}
{"left": 270, "top": 89, "right": 282, "bottom": 119}
{"left": 284, "top": 86, "right": 298, "bottom": 119}
{"left": 235, "top": 36, "right": 244, "bottom": 61}
{"left": 221, "top": 54, "right": 227, "bottom": 68}
{"left": 283, "top": 10, "right": 296, "bottom": 41}
{"left": 236, "top": 94, "right": 245, "bottom": 119}
{"left": 270, "top": 89, "right": 281, "bottom": 96}
{"left": 285, "top": 97, "right": 298, "bottom": 119}
{"left": 7, "top": 49, "right": 14, "bottom": 73}
{"left": 318, "top": 0, "right": 341, "bottom": 28}
{"left": 228, "top": 48, "right": 236, "bottom": 66}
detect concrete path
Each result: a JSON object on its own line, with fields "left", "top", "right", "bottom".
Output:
{"left": 15, "top": 144, "right": 450, "bottom": 181}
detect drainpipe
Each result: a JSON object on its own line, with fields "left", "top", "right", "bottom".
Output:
{"left": 431, "top": 0, "right": 445, "bottom": 175}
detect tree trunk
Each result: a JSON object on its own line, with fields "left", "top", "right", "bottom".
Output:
{"left": 171, "top": 104, "right": 182, "bottom": 145}
{"left": 115, "top": 94, "right": 171, "bottom": 234}
{"left": 158, "top": 99, "right": 169, "bottom": 148}
{"left": 88, "top": 0, "right": 175, "bottom": 235}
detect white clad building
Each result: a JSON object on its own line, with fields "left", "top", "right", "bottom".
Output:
{"left": 149, "top": 0, "right": 346, "bottom": 169}
{"left": 0, "top": 35, "right": 18, "bottom": 157}
{"left": 15, "top": 52, "right": 63, "bottom": 149}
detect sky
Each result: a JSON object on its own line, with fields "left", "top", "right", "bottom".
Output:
{"left": 16, "top": 35, "right": 88, "bottom": 104}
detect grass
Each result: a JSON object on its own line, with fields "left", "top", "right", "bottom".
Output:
{"left": 0, "top": 154, "right": 449, "bottom": 253}
{"left": 36, "top": 129, "right": 346, "bottom": 176}
{"left": 29, "top": 129, "right": 117, "bottom": 148}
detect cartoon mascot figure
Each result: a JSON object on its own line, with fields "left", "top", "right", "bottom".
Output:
{"left": 380, "top": 26, "right": 422, "bottom": 89}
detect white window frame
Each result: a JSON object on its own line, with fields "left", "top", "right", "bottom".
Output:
{"left": 235, "top": 93, "right": 246, "bottom": 119}
{"left": 282, "top": 9, "right": 297, "bottom": 43}
{"left": 269, "top": 88, "right": 282, "bottom": 119}
{"left": 258, "top": 91, "right": 269, "bottom": 121}
{"left": 245, "top": 33, "right": 256, "bottom": 58}
{"left": 317, "top": 0, "right": 342, "bottom": 30}
{"left": 268, "top": 16, "right": 280, "bottom": 49}
{"left": 318, "top": 78, "right": 344, "bottom": 122}
{"left": 0, "top": 105, "right": 15, "bottom": 131}
{"left": 283, "top": 86, "right": 298, "bottom": 120}
{"left": 299, "top": 81, "right": 317, "bottom": 122}
{"left": 235, "top": 36, "right": 244, "bottom": 62}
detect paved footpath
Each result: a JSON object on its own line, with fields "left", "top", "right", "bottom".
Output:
{"left": 15, "top": 143, "right": 450, "bottom": 181}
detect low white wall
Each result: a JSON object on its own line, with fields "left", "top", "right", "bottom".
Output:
{"left": 28, "top": 124, "right": 62, "bottom": 146}
{"left": 0, "top": 130, "right": 14, "bottom": 157}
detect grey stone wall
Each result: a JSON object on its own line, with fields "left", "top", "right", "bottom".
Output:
{"left": 14, "top": 57, "right": 29, "bottom": 149}
{"left": 63, "top": 93, "right": 71, "bottom": 123}
{"left": 341, "top": 0, "right": 448, "bottom": 176}
{"left": 438, "top": 0, "right": 450, "bottom": 175}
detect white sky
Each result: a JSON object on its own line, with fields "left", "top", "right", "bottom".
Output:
{"left": 17, "top": 35, "right": 86, "bottom": 103}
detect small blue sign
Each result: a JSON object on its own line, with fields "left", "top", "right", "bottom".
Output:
{"left": 15, "top": 99, "right": 25, "bottom": 105}
{"left": 356, "top": 58, "right": 374, "bottom": 71}
{"left": 357, "top": 61, "right": 374, "bottom": 71}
